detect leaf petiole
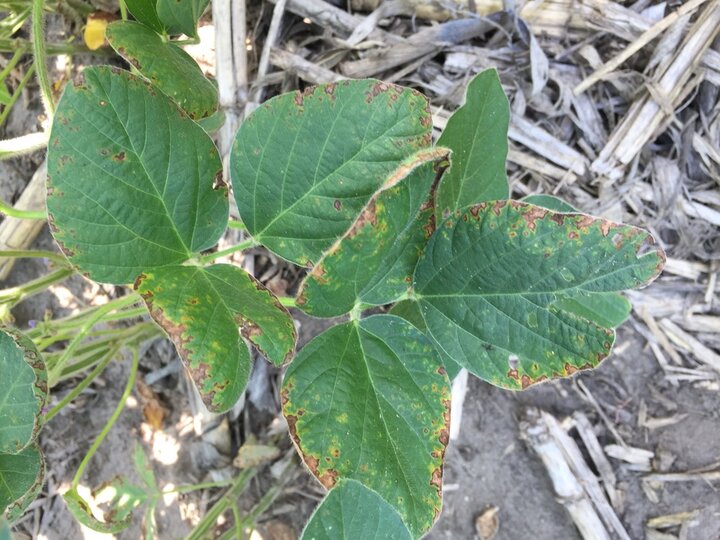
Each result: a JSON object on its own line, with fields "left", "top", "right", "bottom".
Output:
{"left": 197, "top": 238, "right": 258, "bottom": 263}
{"left": 31, "top": 0, "right": 55, "bottom": 118}
{"left": 47, "top": 293, "right": 143, "bottom": 385}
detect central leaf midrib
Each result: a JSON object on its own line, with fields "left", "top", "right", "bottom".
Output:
{"left": 421, "top": 296, "right": 610, "bottom": 363}
{"left": 416, "top": 211, "right": 647, "bottom": 298}
{"left": 439, "top": 79, "right": 496, "bottom": 208}
{"left": 254, "top": 100, "right": 415, "bottom": 242}
{"left": 92, "top": 74, "right": 194, "bottom": 257}
{"left": 353, "top": 322, "right": 425, "bottom": 528}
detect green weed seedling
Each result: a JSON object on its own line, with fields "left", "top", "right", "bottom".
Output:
{"left": 0, "top": 2, "right": 664, "bottom": 537}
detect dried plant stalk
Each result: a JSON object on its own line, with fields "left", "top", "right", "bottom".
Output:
{"left": 0, "top": 161, "right": 47, "bottom": 280}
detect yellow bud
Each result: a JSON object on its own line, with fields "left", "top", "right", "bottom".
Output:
{"left": 83, "top": 12, "right": 114, "bottom": 51}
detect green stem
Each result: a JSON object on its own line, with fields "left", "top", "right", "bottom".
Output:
{"left": 278, "top": 297, "right": 296, "bottom": 308}
{"left": 44, "top": 348, "right": 116, "bottom": 421}
{"left": 185, "top": 468, "right": 257, "bottom": 540}
{"left": 27, "top": 301, "right": 146, "bottom": 342}
{"left": 0, "top": 267, "right": 73, "bottom": 303}
{"left": 172, "top": 36, "right": 200, "bottom": 45}
{"left": 0, "top": 37, "right": 99, "bottom": 56}
{"left": 218, "top": 460, "right": 295, "bottom": 540}
{"left": 163, "top": 478, "right": 235, "bottom": 495}
{"left": 48, "top": 293, "right": 142, "bottom": 384}
{"left": 0, "top": 49, "right": 23, "bottom": 83}
{"left": 241, "top": 459, "right": 293, "bottom": 523}
{"left": 230, "top": 504, "right": 243, "bottom": 540}
{"left": 0, "top": 249, "right": 66, "bottom": 264}
{"left": 0, "top": 132, "right": 48, "bottom": 160}
{"left": 32, "top": 0, "right": 55, "bottom": 117}
{"left": 0, "top": 201, "right": 46, "bottom": 220}
{"left": 119, "top": 0, "right": 127, "bottom": 20}
{"left": 65, "top": 0, "right": 96, "bottom": 17}
{"left": 0, "top": 63, "right": 35, "bottom": 127}
{"left": 71, "top": 347, "right": 139, "bottom": 489}
{"left": 198, "top": 238, "right": 258, "bottom": 263}
{"left": 227, "top": 219, "right": 247, "bottom": 231}
{"left": 55, "top": 323, "right": 159, "bottom": 381}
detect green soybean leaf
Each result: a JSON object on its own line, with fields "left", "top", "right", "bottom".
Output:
{"left": 435, "top": 69, "right": 509, "bottom": 220}
{"left": 282, "top": 315, "right": 450, "bottom": 538}
{"left": 1, "top": 443, "right": 44, "bottom": 521}
{"left": 230, "top": 80, "right": 433, "bottom": 266}
{"left": 0, "top": 517, "right": 11, "bottom": 540}
{"left": 297, "top": 148, "right": 447, "bottom": 317}
{"left": 156, "top": 0, "right": 209, "bottom": 37}
{"left": 522, "top": 194, "right": 577, "bottom": 213}
{"left": 106, "top": 21, "right": 218, "bottom": 120}
{"left": 389, "top": 301, "right": 463, "bottom": 380}
{"left": 196, "top": 109, "right": 226, "bottom": 135}
{"left": 63, "top": 487, "right": 132, "bottom": 534}
{"left": 301, "top": 479, "right": 412, "bottom": 540}
{"left": 521, "top": 195, "right": 632, "bottom": 328}
{"left": 72, "top": 445, "right": 154, "bottom": 534}
{"left": 91, "top": 477, "right": 148, "bottom": 526}
{"left": 0, "top": 329, "right": 48, "bottom": 454}
{"left": 124, "top": 0, "right": 164, "bottom": 33}
{"left": 415, "top": 201, "right": 665, "bottom": 389}
{"left": 552, "top": 291, "right": 632, "bottom": 328}
{"left": 47, "top": 66, "right": 228, "bottom": 285}
{"left": 135, "top": 264, "right": 296, "bottom": 412}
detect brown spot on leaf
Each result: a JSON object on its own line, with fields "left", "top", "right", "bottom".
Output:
{"left": 294, "top": 92, "right": 304, "bottom": 107}
{"left": 568, "top": 231, "right": 579, "bottom": 240}
{"left": 308, "top": 263, "right": 328, "bottom": 285}
{"left": 550, "top": 214, "right": 565, "bottom": 226}
{"left": 366, "top": 81, "right": 390, "bottom": 103}
{"left": 575, "top": 215, "right": 595, "bottom": 229}
{"left": 305, "top": 455, "right": 319, "bottom": 474}
{"left": 143, "top": 303, "right": 205, "bottom": 402}
{"left": 438, "top": 427, "right": 449, "bottom": 447}
{"left": 491, "top": 200, "right": 507, "bottom": 216}
{"left": 564, "top": 363, "right": 578, "bottom": 376}
{"left": 280, "top": 388, "right": 290, "bottom": 408}
{"left": 437, "top": 366, "right": 446, "bottom": 376}
{"left": 350, "top": 200, "right": 378, "bottom": 235}
{"left": 600, "top": 220, "right": 617, "bottom": 237}
{"left": 317, "top": 469, "right": 339, "bottom": 489}
{"left": 469, "top": 203, "right": 487, "bottom": 218}
{"left": 333, "top": 199, "right": 342, "bottom": 211}
{"left": 423, "top": 213, "right": 437, "bottom": 238}
{"left": 518, "top": 204, "right": 548, "bottom": 231}
{"left": 237, "top": 315, "right": 262, "bottom": 340}
{"left": 430, "top": 467, "right": 443, "bottom": 494}
{"left": 133, "top": 273, "right": 148, "bottom": 291}
{"left": 612, "top": 232, "right": 624, "bottom": 249}
{"left": 113, "top": 151, "right": 125, "bottom": 162}
{"left": 212, "top": 171, "right": 228, "bottom": 190}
